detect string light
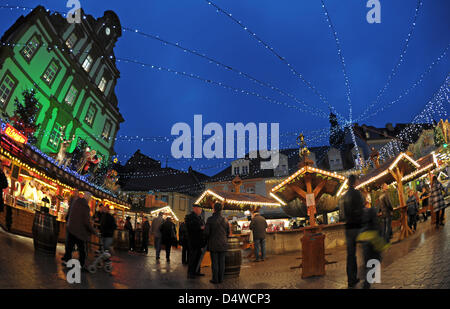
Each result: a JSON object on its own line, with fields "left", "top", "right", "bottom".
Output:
{"left": 357, "top": 43, "right": 450, "bottom": 122}
{"left": 357, "top": 0, "right": 424, "bottom": 121}
{"left": 204, "top": 0, "right": 346, "bottom": 122}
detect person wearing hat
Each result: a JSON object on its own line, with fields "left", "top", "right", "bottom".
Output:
{"left": 205, "top": 203, "right": 230, "bottom": 284}
{"left": 62, "top": 191, "right": 97, "bottom": 269}
{"left": 151, "top": 212, "right": 165, "bottom": 260}
{"left": 186, "top": 204, "right": 206, "bottom": 279}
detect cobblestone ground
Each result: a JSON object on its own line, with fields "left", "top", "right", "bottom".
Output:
{"left": 0, "top": 217, "right": 449, "bottom": 289}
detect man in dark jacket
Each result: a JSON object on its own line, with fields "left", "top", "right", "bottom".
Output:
{"left": 186, "top": 204, "right": 206, "bottom": 279}
{"left": 249, "top": 211, "right": 268, "bottom": 262}
{"left": 343, "top": 174, "right": 364, "bottom": 288}
{"left": 151, "top": 212, "right": 164, "bottom": 260}
{"left": 0, "top": 161, "right": 9, "bottom": 213}
{"left": 179, "top": 221, "right": 189, "bottom": 264}
{"left": 205, "top": 203, "right": 230, "bottom": 284}
{"left": 141, "top": 216, "right": 150, "bottom": 254}
{"left": 62, "top": 192, "right": 97, "bottom": 268}
{"left": 124, "top": 216, "right": 134, "bottom": 252}
{"left": 379, "top": 183, "right": 394, "bottom": 242}
{"left": 99, "top": 206, "right": 117, "bottom": 251}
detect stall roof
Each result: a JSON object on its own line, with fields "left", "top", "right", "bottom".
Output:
{"left": 195, "top": 189, "right": 281, "bottom": 210}
{"left": 270, "top": 165, "right": 347, "bottom": 204}
{"left": 355, "top": 152, "right": 421, "bottom": 190}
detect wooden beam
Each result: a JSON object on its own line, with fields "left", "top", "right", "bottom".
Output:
{"left": 291, "top": 185, "right": 307, "bottom": 199}
{"left": 313, "top": 179, "right": 327, "bottom": 197}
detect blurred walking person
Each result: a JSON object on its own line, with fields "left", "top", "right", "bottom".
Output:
{"left": 249, "top": 211, "right": 268, "bottom": 262}
{"left": 62, "top": 192, "right": 97, "bottom": 269}
{"left": 205, "top": 203, "right": 230, "bottom": 284}
{"left": 99, "top": 206, "right": 117, "bottom": 252}
{"left": 141, "top": 216, "right": 150, "bottom": 254}
{"left": 186, "top": 205, "right": 206, "bottom": 279}
{"left": 379, "top": 183, "right": 394, "bottom": 242}
{"left": 160, "top": 217, "right": 177, "bottom": 262}
{"left": 179, "top": 221, "right": 189, "bottom": 265}
{"left": 431, "top": 174, "right": 446, "bottom": 229}
{"left": 343, "top": 175, "right": 364, "bottom": 288}
{"left": 151, "top": 212, "right": 164, "bottom": 260}
{"left": 406, "top": 189, "right": 419, "bottom": 232}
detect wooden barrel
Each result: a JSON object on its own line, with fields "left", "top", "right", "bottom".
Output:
{"left": 113, "top": 229, "right": 129, "bottom": 250}
{"left": 32, "top": 209, "right": 59, "bottom": 255}
{"left": 135, "top": 229, "right": 143, "bottom": 252}
{"left": 224, "top": 236, "right": 242, "bottom": 278}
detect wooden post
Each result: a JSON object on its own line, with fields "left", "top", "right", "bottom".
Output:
{"left": 305, "top": 174, "right": 316, "bottom": 227}
{"left": 392, "top": 167, "right": 413, "bottom": 241}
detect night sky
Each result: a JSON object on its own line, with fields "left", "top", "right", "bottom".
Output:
{"left": 0, "top": 0, "right": 449, "bottom": 176}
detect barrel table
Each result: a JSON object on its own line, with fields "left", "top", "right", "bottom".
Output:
{"left": 114, "top": 229, "right": 130, "bottom": 251}
{"left": 32, "top": 209, "right": 59, "bottom": 255}
{"left": 224, "top": 236, "right": 242, "bottom": 278}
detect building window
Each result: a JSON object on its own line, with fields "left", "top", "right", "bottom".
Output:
{"left": 21, "top": 35, "right": 41, "bottom": 61}
{"left": 179, "top": 197, "right": 186, "bottom": 211}
{"left": 48, "top": 122, "right": 62, "bottom": 149}
{"left": 98, "top": 77, "right": 107, "bottom": 92}
{"left": 64, "top": 85, "right": 78, "bottom": 106}
{"left": 234, "top": 166, "right": 240, "bottom": 175}
{"left": 65, "top": 32, "right": 77, "bottom": 49}
{"left": 82, "top": 55, "right": 93, "bottom": 72}
{"left": 242, "top": 166, "right": 249, "bottom": 175}
{"left": 102, "top": 120, "right": 112, "bottom": 141}
{"left": 84, "top": 104, "right": 97, "bottom": 126}
{"left": 41, "top": 60, "right": 60, "bottom": 86}
{"left": 0, "top": 74, "right": 16, "bottom": 107}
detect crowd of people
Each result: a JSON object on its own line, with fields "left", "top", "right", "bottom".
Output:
{"left": 343, "top": 173, "right": 448, "bottom": 289}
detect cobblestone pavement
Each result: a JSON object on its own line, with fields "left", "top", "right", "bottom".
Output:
{"left": 0, "top": 217, "right": 449, "bottom": 289}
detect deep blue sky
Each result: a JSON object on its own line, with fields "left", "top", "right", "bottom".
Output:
{"left": 0, "top": 0, "right": 449, "bottom": 175}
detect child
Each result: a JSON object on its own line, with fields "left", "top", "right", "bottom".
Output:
{"left": 406, "top": 189, "right": 419, "bottom": 232}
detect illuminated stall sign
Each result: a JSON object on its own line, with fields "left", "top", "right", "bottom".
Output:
{"left": 3, "top": 124, "right": 28, "bottom": 144}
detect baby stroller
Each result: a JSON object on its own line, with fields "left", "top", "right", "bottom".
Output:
{"left": 87, "top": 237, "right": 113, "bottom": 274}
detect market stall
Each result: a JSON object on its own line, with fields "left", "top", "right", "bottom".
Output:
{"left": 0, "top": 123, "right": 130, "bottom": 244}
{"left": 195, "top": 176, "right": 281, "bottom": 277}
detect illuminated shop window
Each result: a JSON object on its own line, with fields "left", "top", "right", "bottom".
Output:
{"left": 102, "top": 120, "right": 112, "bottom": 141}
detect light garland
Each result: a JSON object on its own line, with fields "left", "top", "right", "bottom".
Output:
{"left": 204, "top": 0, "right": 346, "bottom": 122}
{"left": 357, "top": 0, "right": 423, "bottom": 122}
{"left": 356, "top": 44, "right": 450, "bottom": 122}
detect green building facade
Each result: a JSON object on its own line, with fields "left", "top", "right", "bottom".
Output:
{"left": 0, "top": 6, "right": 124, "bottom": 164}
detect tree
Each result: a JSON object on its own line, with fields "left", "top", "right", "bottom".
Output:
{"left": 329, "top": 112, "right": 344, "bottom": 148}
{"left": 11, "top": 89, "right": 41, "bottom": 144}
{"left": 433, "top": 121, "right": 445, "bottom": 147}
